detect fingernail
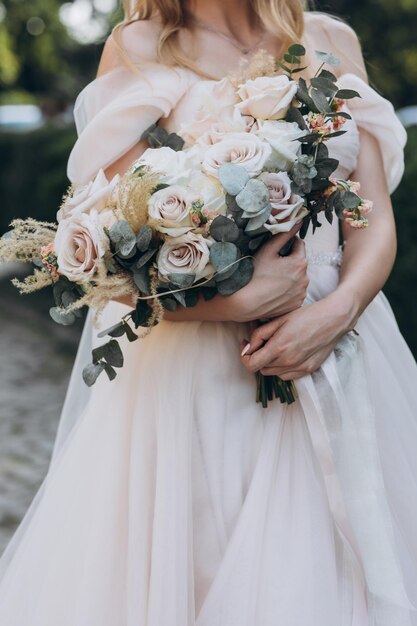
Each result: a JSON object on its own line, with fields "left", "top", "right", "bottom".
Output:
{"left": 241, "top": 342, "right": 251, "bottom": 357}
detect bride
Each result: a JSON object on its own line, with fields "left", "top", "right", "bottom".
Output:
{"left": 0, "top": 0, "right": 416, "bottom": 624}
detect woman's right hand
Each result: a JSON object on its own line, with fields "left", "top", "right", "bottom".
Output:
{"left": 227, "top": 227, "right": 309, "bottom": 323}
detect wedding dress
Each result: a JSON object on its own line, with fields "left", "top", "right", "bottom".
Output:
{"left": 0, "top": 13, "right": 416, "bottom": 626}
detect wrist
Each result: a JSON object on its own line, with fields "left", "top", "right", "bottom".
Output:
{"left": 330, "top": 283, "right": 362, "bottom": 332}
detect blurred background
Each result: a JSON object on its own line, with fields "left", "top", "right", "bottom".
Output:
{"left": 0, "top": 0, "right": 416, "bottom": 551}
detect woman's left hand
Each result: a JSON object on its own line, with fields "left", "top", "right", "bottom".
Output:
{"left": 240, "top": 287, "right": 359, "bottom": 380}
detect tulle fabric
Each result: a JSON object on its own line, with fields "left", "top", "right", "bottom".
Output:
{"left": 0, "top": 20, "right": 415, "bottom": 626}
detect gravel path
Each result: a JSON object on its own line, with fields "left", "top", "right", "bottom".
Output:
{"left": 0, "top": 272, "right": 82, "bottom": 554}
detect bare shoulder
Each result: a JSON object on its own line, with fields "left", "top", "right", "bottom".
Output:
{"left": 97, "top": 19, "right": 162, "bottom": 77}
{"left": 303, "top": 11, "right": 367, "bottom": 80}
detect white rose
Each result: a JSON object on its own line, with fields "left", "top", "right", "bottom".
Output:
{"left": 259, "top": 172, "right": 308, "bottom": 234}
{"left": 55, "top": 209, "right": 113, "bottom": 283}
{"left": 236, "top": 75, "right": 298, "bottom": 120}
{"left": 179, "top": 77, "right": 238, "bottom": 145}
{"left": 148, "top": 185, "right": 196, "bottom": 236}
{"left": 255, "top": 120, "right": 304, "bottom": 171}
{"left": 136, "top": 146, "right": 199, "bottom": 185}
{"left": 197, "top": 109, "right": 257, "bottom": 147}
{"left": 57, "top": 168, "right": 120, "bottom": 222}
{"left": 187, "top": 172, "right": 227, "bottom": 220}
{"left": 157, "top": 232, "right": 213, "bottom": 282}
{"left": 201, "top": 132, "right": 271, "bottom": 179}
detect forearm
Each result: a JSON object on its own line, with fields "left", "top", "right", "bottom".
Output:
{"left": 333, "top": 128, "right": 397, "bottom": 326}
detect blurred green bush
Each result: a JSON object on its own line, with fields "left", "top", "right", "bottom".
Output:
{"left": 385, "top": 126, "right": 417, "bottom": 356}
{"left": 0, "top": 124, "right": 76, "bottom": 232}
{"left": 0, "top": 123, "right": 416, "bottom": 356}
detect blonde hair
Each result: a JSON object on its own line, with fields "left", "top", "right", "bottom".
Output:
{"left": 112, "top": 0, "right": 307, "bottom": 78}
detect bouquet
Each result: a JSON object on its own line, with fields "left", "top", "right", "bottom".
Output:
{"left": 0, "top": 45, "right": 372, "bottom": 407}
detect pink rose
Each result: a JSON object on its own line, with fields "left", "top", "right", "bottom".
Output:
{"left": 57, "top": 168, "right": 120, "bottom": 222}
{"left": 260, "top": 172, "right": 307, "bottom": 234}
{"left": 157, "top": 232, "right": 213, "bottom": 282}
{"left": 55, "top": 209, "right": 114, "bottom": 283}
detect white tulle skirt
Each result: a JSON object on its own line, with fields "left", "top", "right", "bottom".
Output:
{"left": 0, "top": 263, "right": 416, "bottom": 626}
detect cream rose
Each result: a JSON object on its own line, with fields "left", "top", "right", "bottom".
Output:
{"left": 201, "top": 132, "right": 271, "bottom": 179}
{"left": 148, "top": 185, "right": 196, "bottom": 236}
{"left": 236, "top": 75, "right": 298, "bottom": 120}
{"left": 197, "top": 109, "right": 257, "bottom": 147}
{"left": 179, "top": 77, "right": 239, "bottom": 145}
{"left": 187, "top": 172, "right": 227, "bottom": 220}
{"left": 55, "top": 209, "right": 114, "bottom": 283}
{"left": 57, "top": 168, "right": 120, "bottom": 222}
{"left": 259, "top": 172, "right": 308, "bottom": 234}
{"left": 157, "top": 232, "right": 213, "bottom": 281}
{"left": 136, "top": 146, "right": 199, "bottom": 186}
{"left": 255, "top": 120, "right": 304, "bottom": 171}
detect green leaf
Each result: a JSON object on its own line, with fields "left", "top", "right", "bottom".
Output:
{"left": 210, "top": 215, "right": 240, "bottom": 243}
{"left": 167, "top": 273, "right": 196, "bottom": 288}
{"left": 276, "top": 61, "right": 293, "bottom": 74}
{"left": 103, "top": 362, "right": 117, "bottom": 381}
{"left": 210, "top": 241, "right": 238, "bottom": 270}
{"left": 135, "top": 248, "right": 157, "bottom": 269}
{"left": 173, "top": 290, "right": 187, "bottom": 307}
{"left": 310, "top": 76, "right": 338, "bottom": 97}
{"left": 202, "top": 287, "right": 217, "bottom": 301}
{"left": 142, "top": 125, "right": 169, "bottom": 148}
{"left": 103, "top": 339, "right": 124, "bottom": 368}
{"left": 288, "top": 43, "right": 306, "bottom": 57}
{"left": 315, "top": 157, "right": 339, "bottom": 178}
{"left": 217, "top": 257, "right": 254, "bottom": 296}
{"left": 133, "top": 265, "right": 151, "bottom": 295}
{"left": 132, "top": 300, "right": 154, "bottom": 327}
{"left": 342, "top": 190, "right": 361, "bottom": 209}
{"left": 97, "top": 321, "right": 126, "bottom": 339}
{"left": 165, "top": 132, "right": 185, "bottom": 151}
{"left": 319, "top": 68, "right": 338, "bottom": 82}
{"left": 285, "top": 107, "right": 308, "bottom": 129}
{"left": 109, "top": 220, "right": 136, "bottom": 257}
{"left": 315, "top": 50, "right": 341, "bottom": 67}
{"left": 236, "top": 179, "right": 270, "bottom": 215}
{"left": 310, "top": 88, "right": 332, "bottom": 113}
{"left": 160, "top": 296, "right": 178, "bottom": 312}
{"left": 219, "top": 163, "right": 250, "bottom": 196}
{"left": 284, "top": 53, "right": 301, "bottom": 64}
{"left": 245, "top": 207, "right": 271, "bottom": 233}
{"left": 124, "top": 323, "right": 139, "bottom": 342}
{"left": 82, "top": 362, "right": 105, "bottom": 387}
{"left": 136, "top": 225, "right": 153, "bottom": 252}
{"left": 49, "top": 306, "right": 76, "bottom": 326}
{"left": 335, "top": 89, "right": 361, "bottom": 100}
{"left": 151, "top": 183, "right": 171, "bottom": 195}
{"left": 61, "top": 290, "right": 79, "bottom": 308}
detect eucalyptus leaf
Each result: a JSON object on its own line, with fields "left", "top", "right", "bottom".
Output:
{"left": 217, "top": 258, "right": 254, "bottom": 296}
{"left": 124, "top": 323, "right": 139, "bottom": 342}
{"left": 310, "top": 87, "right": 332, "bottom": 113}
{"left": 210, "top": 215, "right": 240, "bottom": 243}
{"left": 165, "top": 133, "right": 185, "bottom": 151}
{"left": 210, "top": 241, "right": 238, "bottom": 272}
{"left": 335, "top": 89, "right": 361, "bottom": 100}
{"left": 315, "top": 157, "right": 339, "bottom": 178}
{"left": 133, "top": 265, "right": 151, "bottom": 294}
{"left": 135, "top": 248, "right": 157, "bottom": 269}
{"left": 103, "top": 252, "right": 118, "bottom": 274}
{"left": 310, "top": 76, "right": 338, "bottom": 97}
{"left": 103, "top": 339, "right": 124, "bottom": 368}
{"left": 167, "top": 273, "right": 196, "bottom": 288}
{"left": 103, "top": 362, "right": 117, "bottom": 381}
{"left": 285, "top": 107, "right": 308, "bottom": 130}
{"left": 219, "top": 163, "right": 250, "bottom": 196}
{"left": 132, "top": 300, "right": 154, "bottom": 327}
{"left": 342, "top": 190, "right": 361, "bottom": 209}
{"left": 97, "top": 322, "right": 126, "bottom": 339}
{"left": 315, "top": 50, "right": 341, "bottom": 67}
{"left": 49, "top": 306, "right": 76, "bottom": 326}
{"left": 61, "top": 290, "right": 79, "bottom": 308}
{"left": 284, "top": 53, "right": 301, "bottom": 64}
{"left": 82, "top": 362, "right": 105, "bottom": 387}
{"left": 288, "top": 43, "right": 306, "bottom": 56}
{"left": 160, "top": 296, "right": 178, "bottom": 312}
{"left": 245, "top": 207, "right": 271, "bottom": 233}
{"left": 202, "top": 287, "right": 217, "bottom": 301}
{"left": 109, "top": 220, "right": 136, "bottom": 257}
{"left": 173, "top": 290, "right": 187, "bottom": 307}
{"left": 136, "top": 225, "right": 153, "bottom": 252}
{"left": 184, "top": 290, "right": 199, "bottom": 307}
{"left": 236, "top": 179, "right": 269, "bottom": 215}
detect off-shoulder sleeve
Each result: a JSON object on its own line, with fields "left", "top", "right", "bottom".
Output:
{"left": 66, "top": 64, "right": 197, "bottom": 186}
{"left": 337, "top": 73, "right": 407, "bottom": 194}
{"left": 303, "top": 12, "right": 407, "bottom": 194}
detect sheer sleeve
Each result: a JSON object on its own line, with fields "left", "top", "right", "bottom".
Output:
{"left": 304, "top": 12, "right": 407, "bottom": 193}
{"left": 66, "top": 50, "right": 197, "bottom": 186}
